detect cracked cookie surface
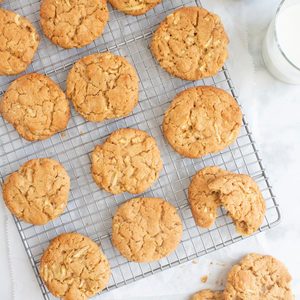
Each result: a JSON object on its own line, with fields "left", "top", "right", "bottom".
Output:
{"left": 151, "top": 7, "right": 228, "bottom": 80}
{"left": 112, "top": 197, "right": 182, "bottom": 262}
{"left": 224, "top": 253, "right": 293, "bottom": 300}
{"left": 40, "top": 232, "right": 111, "bottom": 300}
{"left": 188, "top": 166, "right": 229, "bottom": 228}
{"left": 67, "top": 52, "right": 139, "bottom": 122}
{"left": 0, "top": 73, "right": 70, "bottom": 141}
{"left": 0, "top": 8, "right": 39, "bottom": 75}
{"left": 91, "top": 128, "right": 162, "bottom": 194}
{"left": 163, "top": 86, "right": 242, "bottom": 158}
{"left": 40, "top": 0, "right": 109, "bottom": 48}
{"left": 2, "top": 158, "right": 70, "bottom": 225}
{"left": 208, "top": 174, "right": 266, "bottom": 235}
{"left": 108, "top": 0, "right": 161, "bottom": 15}
{"left": 192, "top": 289, "right": 224, "bottom": 300}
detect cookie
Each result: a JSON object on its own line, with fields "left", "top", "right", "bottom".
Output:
{"left": 91, "top": 128, "right": 162, "bottom": 194}
{"left": 0, "top": 8, "right": 39, "bottom": 75}
{"left": 151, "top": 7, "right": 228, "bottom": 80}
{"left": 163, "top": 86, "right": 242, "bottom": 158}
{"left": 2, "top": 158, "right": 70, "bottom": 225}
{"left": 188, "top": 166, "right": 229, "bottom": 228}
{"left": 192, "top": 289, "right": 224, "bottom": 300}
{"left": 112, "top": 197, "right": 182, "bottom": 262}
{"left": 224, "top": 253, "right": 293, "bottom": 300}
{"left": 40, "top": 233, "right": 111, "bottom": 300}
{"left": 66, "top": 52, "right": 139, "bottom": 122}
{"left": 208, "top": 174, "right": 266, "bottom": 235}
{"left": 40, "top": 0, "right": 109, "bottom": 48}
{"left": 0, "top": 73, "right": 70, "bottom": 141}
{"left": 109, "top": 0, "right": 161, "bottom": 15}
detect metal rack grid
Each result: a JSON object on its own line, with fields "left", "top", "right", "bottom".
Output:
{"left": 0, "top": 0, "right": 280, "bottom": 299}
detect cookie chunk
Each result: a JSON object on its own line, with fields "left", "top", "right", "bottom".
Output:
{"left": 40, "top": 0, "right": 109, "bottom": 48}
{"left": 0, "top": 8, "right": 39, "bottom": 75}
{"left": 40, "top": 233, "right": 111, "bottom": 299}
{"left": 91, "top": 128, "right": 162, "bottom": 194}
{"left": 0, "top": 73, "right": 70, "bottom": 141}
{"left": 112, "top": 197, "right": 182, "bottom": 262}
{"left": 151, "top": 7, "right": 228, "bottom": 80}
{"left": 2, "top": 158, "right": 70, "bottom": 225}
{"left": 208, "top": 174, "right": 266, "bottom": 235}
{"left": 192, "top": 289, "right": 224, "bottom": 300}
{"left": 224, "top": 253, "right": 293, "bottom": 300}
{"left": 109, "top": 0, "right": 161, "bottom": 15}
{"left": 163, "top": 86, "right": 242, "bottom": 158}
{"left": 188, "top": 166, "right": 229, "bottom": 228}
{"left": 66, "top": 52, "right": 139, "bottom": 122}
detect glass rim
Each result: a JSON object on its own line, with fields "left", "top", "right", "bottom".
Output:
{"left": 274, "top": 0, "right": 300, "bottom": 72}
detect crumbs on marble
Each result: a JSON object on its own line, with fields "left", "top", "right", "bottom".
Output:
{"left": 201, "top": 275, "right": 208, "bottom": 283}
{"left": 80, "top": 130, "right": 85, "bottom": 135}
{"left": 192, "top": 259, "right": 198, "bottom": 264}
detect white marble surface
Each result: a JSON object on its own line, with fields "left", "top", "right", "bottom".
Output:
{"left": 1, "top": 0, "right": 300, "bottom": 299}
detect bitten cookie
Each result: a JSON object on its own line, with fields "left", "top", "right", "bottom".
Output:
{"left": 2, "top": 158, "right": 70, "bottom": 225}
{"left": 0, "top": 8, "right": 39, "bottom": 75}
{"left": 208, "top": 174, "right": 266, "bottom": 235}
{"left": 91, "top": 128, "right": 162, "bottom": 194}
{"left": 40, "top": 233, "right": 111, "bottom": 300}
{"left": 192, "top": 289, "right": 224, "bottom": 300}
{"left": 151, "top": 7, "right": 228, "bottom": 80}
{"left": 109, "top": 0, "right": 161, "bottom": 15}
{"left": 0, "top": 73, "right": 70, "bottom": 141}
{"left": 163, "top": 86, "right": 242, "bottom": 158}
{"left": 66, "top": 52, "right": 139, "bottom": 122}
{"left": 40, "top": 0, "right": 109, "bottom": 48}
{"left": 112, "top": 197, "right": 182, "bottom": 262}
{"left": 224, "top": 253, "right": 294, "bottom": 300}
{"left": 188, "top": 166, "right": 229, "bottom": 228}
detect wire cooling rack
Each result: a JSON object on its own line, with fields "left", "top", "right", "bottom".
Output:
{"left": 0, "top": 0, "right": 280, "bottom": 299}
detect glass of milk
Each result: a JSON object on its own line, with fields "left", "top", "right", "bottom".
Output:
{"left": 262, "top": 0, "right": 300, "bottom": 84}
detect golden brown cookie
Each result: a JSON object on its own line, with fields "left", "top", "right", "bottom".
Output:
{"left": 192, "top": 289, "right": 224, "bottom": 300}
{"left": 112, "top": 197, "right": 182, "bottom": 262}
{"left": 91, "top": 128, "right": 162, "bottom": 194}
{"left": 208, "top": 174, "right": 266, "bottom": 235}
{"left": 151, "top": 7, "right": 228, "bottom": 80}
{"left": 188, "top": 166, "right": 230, "bottom": 228}
{"left": 40, "top": 233, "right": 111, "bottom": 300}
{"left": 2, "top": 158, "right": 70, "bottom": 225}
{"left": 66, "top": 52, "right": 139, "bottom": 122}
{"left": 109, "top": 0, "right": 161, "bottom": 15}
{"left": 224, "top": 253, "right": 294, "bottom": 300}
{"left": 40, "top": 0, "right": 109, "bottom": 48}
{"left": 0, "top": 8, "right": 39, "bottom": 75}
{"left": 0, "top": 73, "right": 70, "bottom": 141}
{"left": 163, "top": 86, "right": 242, "bottom": 158}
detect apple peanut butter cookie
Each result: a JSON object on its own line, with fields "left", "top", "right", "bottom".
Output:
{"left": 40, "top": 233, "right": 111, "bottom": 300}
{"left": 109, "top": 0, "right": 161, "bottom": 15}
{"left": 151, "top": 7, "right": 228, "bottom": 80}
{"left": 0, "top": 8, "right": 39, "bottom": 75}
{"left": 208, "top": 174, "right": 266, "bottom": 235}
{"left": 0, "top": 73, "right": 70, "bottom": 141}
{"left": 192, "top": 290, "right": 224, "bottom": 300}
{"left": 163, "top": 86, "right": 242, "bottom": 158}
{"left": 224, "top": 253, "right": 293, "bottom": 300}
{"left": 66, "top": 52, "right": 139, "bottom": 122}
{"left": 91, "top": 128, "right": 162, "bottom": 195}
{"left": 40, "top": 0, "right": 109, "bottom": 48}
{"left": 2, "top": 158, "right": 70, "bottom": 225}
{"left": 188, "top": 166, "right": 230, "bottom": 228}
{"left": 112, "top": 197, "right": 182, "bottom": 262}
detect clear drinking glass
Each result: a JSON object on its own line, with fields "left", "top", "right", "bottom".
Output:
{"left": 262, "top": 0, "right": 300, "bottom": 84}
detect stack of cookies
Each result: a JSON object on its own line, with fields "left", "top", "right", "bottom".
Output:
{"left": 0, "top": 2, "right": 279, "bottom": 299}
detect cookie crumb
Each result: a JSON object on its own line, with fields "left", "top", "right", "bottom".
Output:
{"left": 201, "top": 275, "right": 208, "bottom": 283}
